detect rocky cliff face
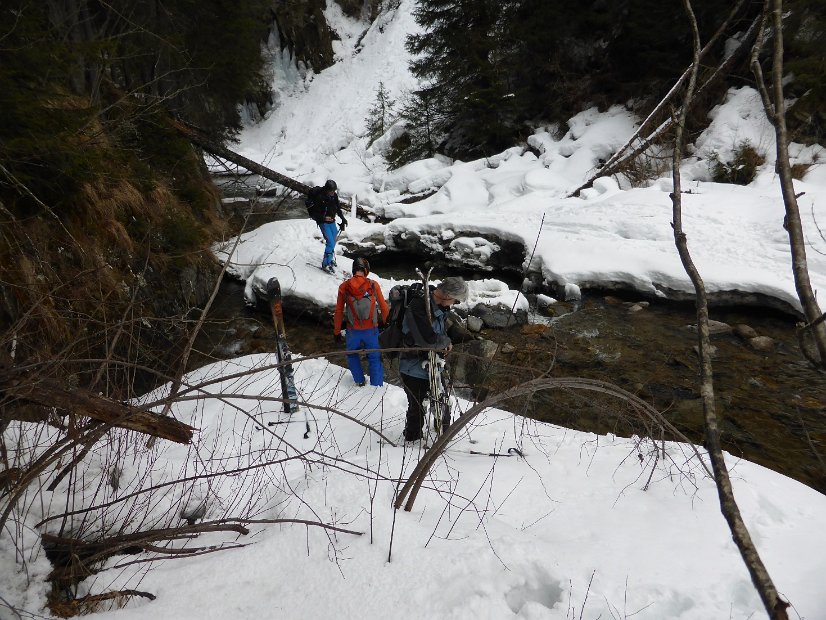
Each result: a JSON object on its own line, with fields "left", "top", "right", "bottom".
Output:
{"left": 270, "top": 0, "right": 384, "bottom": 72}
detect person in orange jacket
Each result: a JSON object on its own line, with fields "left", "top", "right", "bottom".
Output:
{"left": 333, "top": 257, "right": 389, "bottom": 386}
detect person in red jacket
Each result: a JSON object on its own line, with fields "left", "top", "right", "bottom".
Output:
{"left": 333, "top": 257, "right": 389, "bottom": 386}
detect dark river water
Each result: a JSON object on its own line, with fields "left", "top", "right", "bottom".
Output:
{"left": 197, "top": 186, "right": 826, "bottom": 496}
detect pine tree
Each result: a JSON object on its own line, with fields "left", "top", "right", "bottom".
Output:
{"left": 388, "top": 86, "right": 444, "bottom": 169}
{"left": 405, "top": 0, "right": 766, "bottom": 153}
{"left": 501, "top": 0, "right": 618, "bottom": 122}
{"left": 365, "top": 81, "right": 397, "bottom": 144}
{"left": 0, "top": 0, "right": 273, "bottom": 223}
{"left": 406, "top": 0, "right": 517, "bottom": 158}
{"left": 784, "top": 0, "right": 826, "bottom": 142}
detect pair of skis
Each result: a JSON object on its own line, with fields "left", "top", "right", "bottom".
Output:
{"left": 424, "top": 352, "right": 451, "bottom": 436}
{"left": 265, "top": 278, "right": 309, "bottom": 439}
{"left": 416, "top": 267, "right": 452, "bottom": 438}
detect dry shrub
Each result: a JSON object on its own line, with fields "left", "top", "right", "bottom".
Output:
{"left": 613, "top": 148, "right": 672, "bottom": 187}
{"left": 709, "top": 141, "right": 766, "bottom": 185}
{"left": 149, "top": 185, "right": 178, "bottom": 213}
{"left": 101, "top": 219, "right": 135, "bottom": 255}
{"left": 9, "top": 255, "right": 72, "bottom": 347}
{"left": 791, "top": 162, "right": 812, "bottom": 180}
{"left": 80, "top": 180, "right": 151, "bottom": 223}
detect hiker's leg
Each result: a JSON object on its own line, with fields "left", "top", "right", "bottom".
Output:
{"left": 320, "top": 222, "right": 338, "bottom": 267}
{"left": 363, "top": 328, "right": 383, "bottom": 386}
{"left": 400, "top": 373, "right": 428, "bottom": 440}
{"left": 345, "top": 329, "right": 366, "bottom": 384}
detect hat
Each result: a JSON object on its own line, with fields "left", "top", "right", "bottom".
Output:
{"left": 436, "top": 277, "right": 468, "bottom": 302}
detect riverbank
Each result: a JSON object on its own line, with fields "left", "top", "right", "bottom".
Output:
{"left": 193, "top": 274, "right": 826, "bottom": 495}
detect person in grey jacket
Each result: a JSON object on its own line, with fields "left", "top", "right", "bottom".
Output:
{"left": 399, "top": 276, "right": 469, "bottom": 441}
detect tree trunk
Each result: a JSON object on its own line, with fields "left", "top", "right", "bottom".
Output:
{"left": 751, "top": 0, "right": 826, "bottom": 367}
{"left": 672, "top": 2, "right": 789, "bottom": 617}
{"left": 1, "top": 373, "right": 194, "bottom": 444}
{"left": 175, "top": 120, "right": 312, "bottom": 195}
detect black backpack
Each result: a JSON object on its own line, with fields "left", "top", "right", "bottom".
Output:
{"left": 305, "top": 186, "right": 326, "bottom": 223}
{"left": 378, "top": 282, "right": 426, "bottom": 358}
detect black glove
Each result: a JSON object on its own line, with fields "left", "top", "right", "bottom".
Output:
{"left": 339, "top": 217, "right": 348, "bottom": 231}
{"left": 334, "top": 333, "right": 344, "bottom": 345}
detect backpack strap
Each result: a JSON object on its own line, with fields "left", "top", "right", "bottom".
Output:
{"left": 370, "top": 281, "right": 378, "bottom": 324}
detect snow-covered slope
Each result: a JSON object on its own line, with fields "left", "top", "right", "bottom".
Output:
{"left": 232, "top": 4, "right": 826, "bottom": 313}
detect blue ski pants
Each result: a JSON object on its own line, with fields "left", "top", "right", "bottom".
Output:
{"left": 319, "top": 221, "right": 338, "bottom": 267}
{"left": 345, "top": 327, "right": 384, "bottom": 386}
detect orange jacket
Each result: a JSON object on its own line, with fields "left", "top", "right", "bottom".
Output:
{"left": 334, "top": 275, "right": 389, "bottom": 334}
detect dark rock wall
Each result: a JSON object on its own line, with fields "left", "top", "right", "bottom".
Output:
{"left": 270, "top": 0, "right": 384, "bottom": 72}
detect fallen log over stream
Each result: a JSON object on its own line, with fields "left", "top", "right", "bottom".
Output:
{"left": 174, "top": 119, "right": 377, "bottom": 220}
{"left": 176, "top": 120, "right": 312, "bottom": 195}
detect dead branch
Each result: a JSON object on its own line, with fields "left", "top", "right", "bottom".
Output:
{"left": 50, "top": 589, "right": 156, "bottom": 617}
{"left": 1, "top": 372, "right": 194, "bottom": 444}
{"left": 394, "top": 377, "right": 710, "bottom": 512}
{"left": 233, "top": 517, "right": 363, "bottom": 536}
{"left": 34, "top": 453, "right": 304, "bottom": 529}
{"left": 42, "top": 515, "right": 362, "bottom": 588}
{"left": 569, "top": 7, "right": 761, "bottom": 197}
{"left": 42, "top": 522, "right": 250, "bottom": 571}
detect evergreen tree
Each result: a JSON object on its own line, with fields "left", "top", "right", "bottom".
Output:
{"left": 406, "top": 0, "right": 769, "bottom": 153}
{"left": 365, "top": 81, "right": 397, "bottom": 144}
{"left": 604, "top": 0, "right": 735, "bottom": 99}
{"left": 501, "top": 0, "right": 618, "bottom": 122}
{"left": 406, "top": 0, "right": 517, "bottom": 158}
{"left": 0, "top": 0, "right": 271, "bottom": 212}
{"left": 784, "top": 0, "right": 826, "bottom": 142}
{"left": 388, "top": 86, "right": 445, "bottom": 168}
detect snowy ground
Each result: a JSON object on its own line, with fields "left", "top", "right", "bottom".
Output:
{"left": 8, "top": 356, "right": 826, "bottom": 619}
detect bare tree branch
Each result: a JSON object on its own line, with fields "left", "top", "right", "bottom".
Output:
{"left": 672, "top": 2, "right": 789, "bottom": 616}
{"left": 750, "top": 0, "right": 826, "bottom": 368}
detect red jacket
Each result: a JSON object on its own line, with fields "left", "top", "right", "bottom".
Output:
{"left": 334, "top": 275, "right": 389, "bottom": 334}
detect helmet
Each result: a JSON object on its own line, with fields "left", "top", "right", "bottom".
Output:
{"left": 352, "top": 257, "right": 370, "bottom": 275}
{"left": 324, "top": 179, "right": 337, "bottom": 192}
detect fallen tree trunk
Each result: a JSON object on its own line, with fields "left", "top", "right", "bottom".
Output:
{"left": 176, "top": 121, "right": 312, "bottom": 195}
{"left": 174, "top": 120, "right": 378, "bottom": 220}
{"left": 1, "top": 373, "right": 194, "bottom": 444}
